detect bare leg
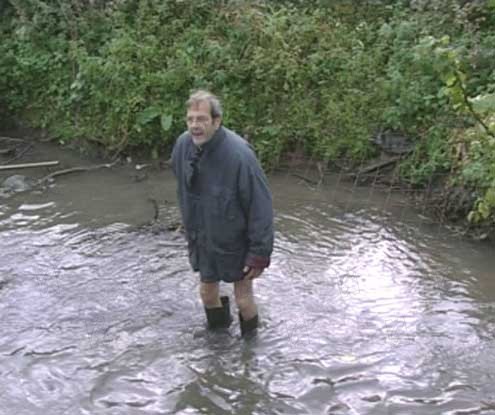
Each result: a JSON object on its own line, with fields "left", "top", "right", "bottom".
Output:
{"left": 200, "top": 281, "right": 221, "bottom": 308}
{"left": 234, "top": 278, "right": 257, "bottom": 320}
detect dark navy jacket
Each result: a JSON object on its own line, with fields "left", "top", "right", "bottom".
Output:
{"left": 171, "top": 126, "right": 274, "bottom": 282}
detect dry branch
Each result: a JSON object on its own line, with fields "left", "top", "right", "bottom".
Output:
{"left": 1, "top": 143, "right": 34, "bottom": 165}
{"left": 37, "top": 161, "right": 118, "bottom": 185}
{"left": 0, "top": 136, "right": 26, "bottom": 143}
{"left": 356, "top": 156, "right": 402, "bottom": 175}
{"left": 290, "top": 173, "right": 320, "bottom": 186}
{"left": 0, "top": 161, "right": 60, "bottom": 171}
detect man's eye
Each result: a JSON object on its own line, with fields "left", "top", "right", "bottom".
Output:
{"left": 187, "top": 117, "right": 209, "bottom": 124}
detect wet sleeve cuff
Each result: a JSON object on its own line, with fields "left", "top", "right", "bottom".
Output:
{"left": 245, "top": 254, "right": 270, "bottom": 269}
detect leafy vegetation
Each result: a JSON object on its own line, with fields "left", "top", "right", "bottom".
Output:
{"left": 1, "top": 0, "right": 494, "bottom": 230}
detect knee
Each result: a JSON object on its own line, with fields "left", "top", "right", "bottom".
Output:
{"left": 235, "top": 291, "right": 253, "bottom": 311}
{"left": 200, "top": 284, "right": 219, "bottom": 307}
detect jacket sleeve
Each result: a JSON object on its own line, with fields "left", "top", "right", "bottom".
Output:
{"left": 171, "top": 140, "right": 179, "bottom": 178}
{"left": 171, "top": 132, "right": 188, "bottom": 178}
{"left": 238, "top": 151, "right": 274, "bottom": 268}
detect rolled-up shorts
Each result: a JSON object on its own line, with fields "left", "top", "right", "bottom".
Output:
{"left": 189, "top": 244, "right": 246, "bottom": 283}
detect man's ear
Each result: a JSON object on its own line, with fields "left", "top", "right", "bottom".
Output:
{"left": 213, "top": 116, "right": 222, "bottom": 129}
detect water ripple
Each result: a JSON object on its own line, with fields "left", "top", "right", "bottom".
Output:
{"left": 1, "top": 172, "right": 495, "bottom": 414}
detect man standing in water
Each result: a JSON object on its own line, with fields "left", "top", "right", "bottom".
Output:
{"left": 171, "top": 90, "right": 274, "bottom": 337}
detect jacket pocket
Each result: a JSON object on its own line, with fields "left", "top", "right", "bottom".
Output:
{"left": 205, "top": 186, "right": 246, "bottom": 251}
{"left": 208, "top": 185, "right": 235, "bottom": 220}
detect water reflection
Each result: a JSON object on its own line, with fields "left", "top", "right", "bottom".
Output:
{"left": 1, "top": 170, "right": 495, "bottom": 414}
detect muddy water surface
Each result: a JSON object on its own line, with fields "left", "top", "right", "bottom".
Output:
{"left": 1, "top": 139, "right": 495, "bottom": 414}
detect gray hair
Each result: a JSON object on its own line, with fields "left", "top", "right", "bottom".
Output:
{"left": 186, "top": 90, "right": 223, "bottom": 119}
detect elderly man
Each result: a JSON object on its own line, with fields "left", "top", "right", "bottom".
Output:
{"left": 171, "top": 90, "right": 274, "bottom": 336}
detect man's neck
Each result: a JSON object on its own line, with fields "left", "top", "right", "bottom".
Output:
{"left": 192, "top": 127, "right": 220, "bottom": 147}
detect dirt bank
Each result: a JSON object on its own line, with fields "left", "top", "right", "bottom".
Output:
{"left": 1, "top": 125, "right": 492, "bottom": 243}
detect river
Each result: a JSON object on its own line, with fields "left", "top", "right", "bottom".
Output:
{"left": 1, "top": 138, "right": 495, "bottom": 415}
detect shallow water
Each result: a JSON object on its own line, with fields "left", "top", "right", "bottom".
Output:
{"left": 1, "top": 141, "right": 495, "bottom": 415}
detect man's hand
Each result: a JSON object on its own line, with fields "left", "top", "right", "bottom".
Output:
{"left": 243, "top": 266, "right": 263, "bottom": 280}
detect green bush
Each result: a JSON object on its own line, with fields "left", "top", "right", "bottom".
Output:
{"left": 1, "top": 0, "right": 495, "bottom": 226}
{"left": 0, "top": 1, "right": 390, "bottom": 165}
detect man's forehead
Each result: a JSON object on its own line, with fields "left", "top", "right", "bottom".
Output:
{"left": 187, "top": 100, "right": 211, "bottom": 114}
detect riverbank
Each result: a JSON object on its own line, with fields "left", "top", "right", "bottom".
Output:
{"left": 2, "top": 1, "right": 494, "bottom": 233}
{"left": 1, "top": 125, "right": 492, "bottom": 243}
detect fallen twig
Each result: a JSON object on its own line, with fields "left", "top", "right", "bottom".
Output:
{"left": 0, "top": 160, "right": 60, "bottom": 171}
{"left": 37, "top": 160, "right": 119, "bottom": 185}
{"left": 1, "top": 143, "right": 34, "bottom": 165}
{"left": 0, "top": 148, "right": 15, "bottom": 155}
{"left": 356, "top": 156, "right": 402, "bottom": 175}
{"left": 0, "top": 136, "right": 26, "bottom": 143}
{"left": 290, "top": 172, "right": 320, "bottom": 186}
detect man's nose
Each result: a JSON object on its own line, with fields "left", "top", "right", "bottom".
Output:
{"left": 189, "top": 118, "right": 201, "bottom": 128}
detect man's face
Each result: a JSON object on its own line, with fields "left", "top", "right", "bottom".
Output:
{"left": 186, "top": 101, "right": 221, "bottom": 146}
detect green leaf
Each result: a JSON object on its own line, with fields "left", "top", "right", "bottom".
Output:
{"left": 160, "top": 114, "right": 173, "bottom": 131}
{"left": 136, "top": 106, "right": 161, "bottom": 126}
{"left": 467, "top": 210, "right": 479, "bottom": 223}
{"left": 479, "top": 201, "right": 491, "bottom": 219}
{"left": 485, "top": 187, "right": 495, "bottom": 206}
{"left": 470, "top": 94, "right": 495, "bottom": 113}
{"left": 445, "top": 74, "right": 457, "bottom": 87}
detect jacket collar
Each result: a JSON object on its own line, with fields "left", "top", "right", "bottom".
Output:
{"left": 191, "top": 126, "right": 226, "bottom": 154}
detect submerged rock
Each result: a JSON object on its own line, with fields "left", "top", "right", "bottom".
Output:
{"left": 1, "top": 174, "right": 33, "bottom": 193}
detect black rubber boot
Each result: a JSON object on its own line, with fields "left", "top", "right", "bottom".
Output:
{"left": 239, "top": 312, "right": 259, "bottom": 337}
{"left": 205, "top": 296, "right": 233, "bottom": 329}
